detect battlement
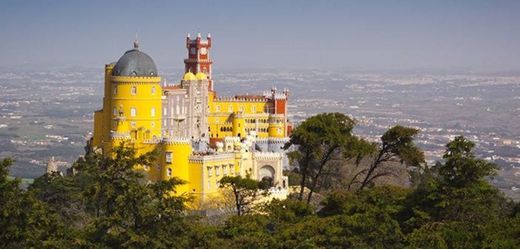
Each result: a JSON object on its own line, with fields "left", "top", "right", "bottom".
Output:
{"left": 255, "top": 138, "right": 269, "bottom": 144}
{"left": 274, "top": 94, "right": 286, "bottom": 100}
{"left": 186, "top": 33, "right": 212, "bottom": 47}
{"left": 142, "top": 138, "right": 161, "bottom": 144}
{"left": 162, "top": 83, "right": 183, "bottom": 90}
{"left": 110, "top": 76, "right": 161, "bottom": 83}
{"left": 110, "top": 131, "right": 131, "bottom": 140}
{"left": 163, "top": 137, "right": 191, "bottom": 145}
{"left": 215, "top": 96, "right": 269, "bottom": 102}
{"left": 268, "top": 137, "right": 290, "bottom": 144}
{"left": 224, "top": 136, "right": 241, "bottom": 143}
{"left": 189, "top": 152, "right": 234, "bottom": 163}
{"left": 255, "top": 137, "right": 289, "bottom": 144}
{"left": 253, "top": 152, "right": 283, "bottom": 160}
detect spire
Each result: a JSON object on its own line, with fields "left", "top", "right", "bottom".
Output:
{"left": 133, "top": 33, "right": 139, "bottom": 49}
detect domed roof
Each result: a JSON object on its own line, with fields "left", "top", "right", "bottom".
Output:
{"left": 183, "top": 72, "right": 196, "bottom": 81}
{"left": 195, "top": 72, "right": 208, "bottom": 80}
{"left": 112, "top": 42, "right": 158, "bottom": 77}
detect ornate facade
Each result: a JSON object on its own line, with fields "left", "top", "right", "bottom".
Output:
{"left": 91, "top": 34, "right": 291, "bottom": 208}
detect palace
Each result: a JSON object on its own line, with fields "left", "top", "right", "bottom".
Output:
{"left": 91, "top": 33, "right": 292, "bottom": 208}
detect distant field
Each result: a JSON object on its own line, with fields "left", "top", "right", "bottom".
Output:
{"left": 1, "top": 69, "right": 519, "bottom": 197}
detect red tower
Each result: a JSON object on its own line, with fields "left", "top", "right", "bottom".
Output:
{"left": 184, "top": 33, "right": 213, "bottom": 90}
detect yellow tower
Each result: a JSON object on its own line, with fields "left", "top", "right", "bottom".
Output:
{"left": 110, "top": 40, "right": 162, "bottom": 142}
{"left": 161, "top": 138, "right": 193, "bottom": 193}
{"left": 92, "top": 40, "right": 162, "bottom": 181}
{"left": 232, "top": 113, "right": 246, "bottom": 138}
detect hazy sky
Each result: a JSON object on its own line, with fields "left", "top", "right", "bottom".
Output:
{"left": 1, "top": 0, "right": 519, "bottom": 72}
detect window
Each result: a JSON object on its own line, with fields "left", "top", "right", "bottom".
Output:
{"left": 239, "top": 106, "right": 244, "bottom": 112}
{"left": 167, "top": 168, "right": 172, "bottom": 176}
{"left": 215, "top": 166, "right": 220, "bottom": 176}
{"left": 230, "top": 165, "right": 234, "bottom": 175}
{"left": 130, "top": 121, "right": 136, "bottom": 127}
{"left": 277, "top": 128, "right": 282, "bottom": 134}
{"left": 151, "top": 107, "right": 156, "bottom": 117}
{"left": 223, "top": 165, "right": 228, "bottom": 175}
{"left": 151, "top": 86, "right": 156, "bottom": 95}
{"left": 252, "top": 106, "right": 256, "bottom": 112}
{"left": 113, "top": 108, "right": 117, "bottom": 116}
{"left": 113, "top": 86, "right": 117, "bottom": 95}
{"left": 165, "top": 152, "right": 172, "bottom": 164}
{"left": 207, "top": 167, "right": 212, "bottom": 177}
{"left": 228, "top": 106, "right": 233, "bottom": 112}
{"left": 216, "top": 105, "right": 220, "bottom": 112}
{"left": 131, "top": 86, "right": 137, "bottom": 95}
{"left": 207, "top": 180, "right": 211, "bottom": 190}
{"left": 130, "top": 107, "right": 137, "bottom": 117}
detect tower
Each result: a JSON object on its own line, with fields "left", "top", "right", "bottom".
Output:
{"left": 184, "top": 33, "right": 213, "bottom": 90}
{"left": 110, "top": 40, "right": 162, "bottom": 144}
{"left": 46, "top": 156, "right": 58, "bottom": 174}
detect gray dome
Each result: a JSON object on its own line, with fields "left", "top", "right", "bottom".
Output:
{"left": 112, "top": 47, "right": 158, "bottom": 77}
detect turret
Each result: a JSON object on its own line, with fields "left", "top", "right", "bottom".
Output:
{"left": 162, "top": 137, "right": 192, "bottom": 193}
{"left": 46, "top": 156, "right": 58, "bottom": 174}
{"left": 232, "top": 113, "right": 246, "bottom": 138}
{"left": 184, "top": 32, "right": 213, "bottom": 90}
{"left": 110, "top": 41, "right": 162, "bottom": 144}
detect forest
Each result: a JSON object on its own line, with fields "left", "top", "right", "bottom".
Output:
{"left": 1, "top": 112, "right": 519, "bottom": 249}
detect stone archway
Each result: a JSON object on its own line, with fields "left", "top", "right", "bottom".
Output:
{"left": 259, "top": 165, "right": 275, "bottom": 187}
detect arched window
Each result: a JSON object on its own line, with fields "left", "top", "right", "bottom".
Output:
{"left": 131, "top": 86, "right": 137, "bottom": 95}
{"left": 113, "top": 86, "right": 117, "bottom": 95}
{"left": 151, "top": 86, "right": 156, "bottom": 95}
{"left": 151, "top": 107, "right": 156, "bottom": 117}
{"left": 130, "top": 107, "right": 137, "bottom": 117}
{"left": 113, "top": 108, "right": 117, "bottom": 116}
{"left": 259, "top": 165, "right": 275, "bottom": 187}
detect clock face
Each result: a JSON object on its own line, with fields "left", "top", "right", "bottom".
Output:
{"left": 200, "top": 48, "right": 207, "bottom": 55}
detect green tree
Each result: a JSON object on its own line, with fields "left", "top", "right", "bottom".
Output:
{"left": 352, "top": 125, "right": 425, "bottom": 191}
{"left": 30, "top": 172, "right": 86, "bottom": 227}
{"left": 400, "top": 136, "right": 516, "bottom": 248}
{"left": 73, "top": 146, "right": 189, "bottom": 248}
{"left": 0, "top": 158, "right": 73, "bottom": 248}
{"left": 286, "top": 113, "right": 371, "bottom": 203}
{"left": 438, "top": 136, "right": 497, "bottom": 188}
{"left": 219, "top": 175, "right": 268, "bottom": 216}
{"left": 262, "top": 198, "right": 314, "bottom": 226}
{"left": 26, "top": 146, "right": 192, "bottom": 248}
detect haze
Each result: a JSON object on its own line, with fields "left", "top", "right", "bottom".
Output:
{"left": 0, "top": 0, "right": 519, "bottom": 72}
